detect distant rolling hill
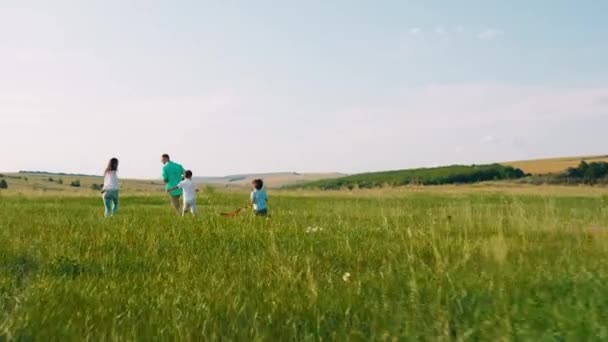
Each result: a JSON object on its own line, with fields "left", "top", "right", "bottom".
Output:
{"left": 0, "top": 171, "right": 344, "bottom": 192}
{"left": 4, "top": 155, "right": 606, "bottom": 193}
{"left": 1, "top": 172, "right": 164, "bottom": 194}
{"left": 292, "top": 164, "right": 526, "bottom": 190}
{"left": 290, "top": 155, "right": 608, "bottom": 190}
{"left": 503, "top": 155, "right": 608, "bottom": 175}
{"left": 194, "top": 172, "right": 346, "bottom": 188}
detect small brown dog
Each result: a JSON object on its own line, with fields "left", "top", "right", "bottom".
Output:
{"left": 220, "top": 208, "right": 244, "bottom": 218}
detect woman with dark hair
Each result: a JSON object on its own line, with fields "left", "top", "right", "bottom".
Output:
{"left": 101, "top": 158, "right": 120, "bottom": 217}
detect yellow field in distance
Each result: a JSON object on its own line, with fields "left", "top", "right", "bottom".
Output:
{"left": 504, "top": 155, "right": 608, "bottom": 175}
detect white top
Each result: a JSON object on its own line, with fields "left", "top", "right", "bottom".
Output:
{"left": 250, "top": 189, "right": 268, "bottom": 211}
{"left": 178, "top": 179, "right": 197, "bottom": 202}
{"left": 103, "top": 171, "right": 119, "bottom": 191}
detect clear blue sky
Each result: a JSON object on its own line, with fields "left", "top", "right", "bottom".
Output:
{"left": 2, "top": 0, "right": 607, "bottom": 178}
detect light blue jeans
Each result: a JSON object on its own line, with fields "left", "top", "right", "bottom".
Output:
{"left": 103, "top": 190, "right": 119, "bottom": 217}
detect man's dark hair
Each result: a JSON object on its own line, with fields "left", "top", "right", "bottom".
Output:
{"left": 185, "top": 170, "right": 193, "bottom": 178}
{"left": 162, "top": 154, "right": 170, "bottom": 159}
{"left": 252, "top": 179, "right": 264, "bottom": 190}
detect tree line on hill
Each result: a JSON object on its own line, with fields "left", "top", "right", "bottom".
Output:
{"left": 293, "top": 164, "right": 527, "bottom": 190}
{"left": 565, "top": 161, "right": 608, "bottom": 184}
{"left": 19, "top": 170, "right": 100, "bottom": 177}
{"left": 291, "top": 161, "right": 608, "bottom": 190}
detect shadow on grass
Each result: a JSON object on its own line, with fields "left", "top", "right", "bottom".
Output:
{"left": 0, "top": 254, "right": 39, "bottom": 288}
{"left": 49, "top": 256, "right": 153, "bottom": 279}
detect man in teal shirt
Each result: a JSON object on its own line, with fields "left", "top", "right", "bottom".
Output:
{"left": 161, "top": 154, "right": 185, "bottom": 214}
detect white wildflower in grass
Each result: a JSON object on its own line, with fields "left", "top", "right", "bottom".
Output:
{"left": 342, "top": 272, "right": 351, "bottom": 282}
{"left": 306, "top": 226, "right": 323, "bottom": 233}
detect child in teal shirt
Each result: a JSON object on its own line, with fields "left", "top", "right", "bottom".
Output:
{"left": 250, "top": 179, "right": 268, "bottom": 216}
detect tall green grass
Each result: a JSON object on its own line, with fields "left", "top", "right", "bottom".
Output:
{"left": 1, "top": 190, "right": 608, "bottom": 340}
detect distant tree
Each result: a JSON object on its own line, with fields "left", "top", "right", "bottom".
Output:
{"left": 91, "top": 183, "right": 103, "bottom": 191}
{"left": 48, "top": 177, "right": 54, "bottom": 182}
{"left": 566, "top": 166, "right": 582, "bottom": 179}
{"left": 70, "top": 180, "right": 81, "bottom": 187}
{"left": 0, "top": 179, "right": 7, "bottom": 189}
{"left": 563, "top": 161, "right": 608, "bottom": 184}
{"left": 57, "top": 179, "right": 64, "bottom": 185}
{"left": 585, "top": 162, "right": 608, "bottom": 184}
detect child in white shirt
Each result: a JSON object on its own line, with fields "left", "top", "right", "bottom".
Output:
{"left": 167, "top": 170, "right": 199, "bottom": 216}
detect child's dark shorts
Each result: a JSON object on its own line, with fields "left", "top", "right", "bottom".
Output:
{"left": 254, "top": 209, "right": 268, "bottom": 217}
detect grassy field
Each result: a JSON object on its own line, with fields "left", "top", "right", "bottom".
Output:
{"left": 2, "top": 186, "right": 608, "bottom": 340}
{"left": 504, "top": 155, "right": 608, "bottom": 175}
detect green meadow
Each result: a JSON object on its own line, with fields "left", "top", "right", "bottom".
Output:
{"left": 2, "top": 187, "right": 608, "bottom": 340}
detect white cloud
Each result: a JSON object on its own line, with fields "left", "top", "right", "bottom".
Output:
{"left": 481, "top": 135, "right": 497, "bottom": 144}
{"left": 409, "top": 27, "right": 422, "bottom": 35}
{"left": 434, "top": 27, "right": 446, "bottom": 35}
{"left": 477, "top": 28, "right": 503, "bottom": 41}
{"left": 403, "top": 26, "right": 506, "bottom": 42}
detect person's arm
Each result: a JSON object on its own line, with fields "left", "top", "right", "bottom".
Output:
{"left": 162, "top": 166, "right": 168, "bottom": 185}
{"left": 101, "top": 173, "right": 108, "bottom": 193}
{"left": 166, "top": 180, "right": 184, "bottom": 193}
